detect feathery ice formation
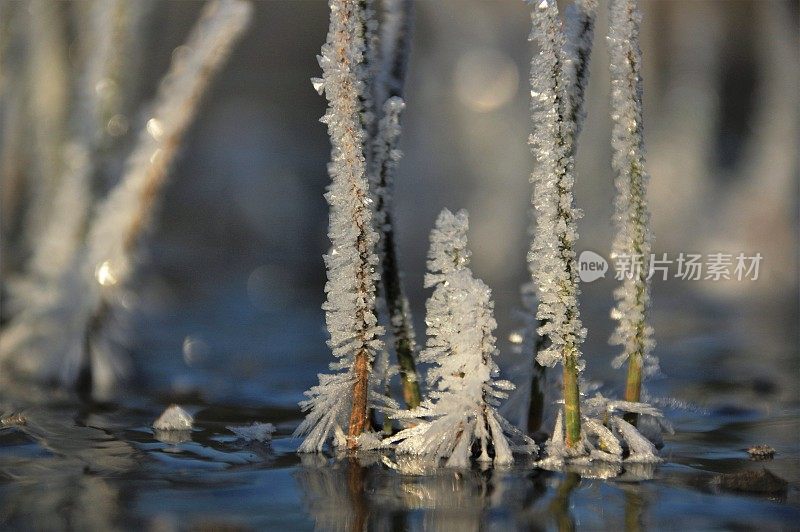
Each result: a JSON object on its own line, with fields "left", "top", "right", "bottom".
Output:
{"left": 385, "top": 210, "right": 537, "bottom": 467}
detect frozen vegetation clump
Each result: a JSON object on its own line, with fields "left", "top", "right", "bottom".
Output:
{"left": 384, "top": 210, "right": 537, "bottom": 467}
{"left": 538, "top": 394, "right": 667, "bottom": 468}
{"left": 608, "top": 0, "right": 659, "bottom": 406}
{"left": 294, "top": 0, "right": 387, "bottom": 452}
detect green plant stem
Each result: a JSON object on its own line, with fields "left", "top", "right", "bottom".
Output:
{"left": 380, "top": 224, "right": 421, "bottom": 408}
{"left": 527, "top": 325, "right": 547, "bottom": 433}
{"left": 562, "top": 348, "right": 582, "bottom": 449}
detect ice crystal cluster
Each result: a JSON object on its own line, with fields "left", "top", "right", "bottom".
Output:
{"left": 295, "top": 0, "right": 385, "bottom": 452}
{"left": 539, "top": 394, "right": 666, "bottom": 468}
{"left": 608, "top": 0, "right": 659, "bottom": 388}
{"left": 0, "top": 0, "right": 252, "bottom": 399}
{"left": 385, "top": 210, "right": 536, "bottom": 466}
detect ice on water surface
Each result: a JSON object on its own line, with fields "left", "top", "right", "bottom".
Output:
{"left": 153, "top": 405, "right": 194, "bottom": 431}
{"left": 226, "top": 422, "right": 276, "bottom": 442}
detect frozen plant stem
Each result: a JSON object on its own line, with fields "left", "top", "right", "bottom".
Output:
{"left": 527, "top": 0, "right": 587, "bottom": 450}
{"left": 371, "top": 99, "right": 420, "bottom": 408}
{"left": 369, "top": 0, "right": 420, "bottom": 410}
{"left": 608, "top": 0, "right": 657, "bottom": 415}
{"left": 527, "top": 0, "right": 596, "bottom": 433}
{"left": 81, "top": 0, "right": 252, "bottom": 395}
{"left": 295, "top": 0, "right": 384, "bottom": 452}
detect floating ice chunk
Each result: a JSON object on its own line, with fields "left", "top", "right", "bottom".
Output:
{"left": 153, "top": 405, "right": 193, "bottom": 431}
{"left": 226, "top": 422, "right": 276, "bottom": 442}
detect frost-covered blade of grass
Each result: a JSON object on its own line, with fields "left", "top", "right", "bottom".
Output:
{"left": 369, "top": 97, "right": 421, "bottom": 410}
{"left": 367, "top": 0, "right": 420, "bottom": 410}
{"left": 608, "top": 0, "right": 658, "bottom": 405}
{"left": 295, "top": 0, "right": 385, "bottom": 452}
{"left": 385, "top": 210, "right": 536, "bottom": 466}
{"left": 564, "top": 0, "right": 597, "bottom": 137}
{"left": 527, "top": 0, "right": 586, "bottom": 450}
{"left": 0, "top": 0, "right": 254, "bottom": 399}
{"left": 516, "top": 0, "right": 596, "bottom": 436}
{"left": 374, "top": 0, "right": 414, "bottom": 112}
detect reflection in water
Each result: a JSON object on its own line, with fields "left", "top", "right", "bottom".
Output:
{"left": 548, "top": 472, "right": 580, "bottom": 532}
{"left": 623, "top": 487, "right": 648, "bottom": 532}
{"left": 296, "top": 455, "right": 551, "bottom": 531}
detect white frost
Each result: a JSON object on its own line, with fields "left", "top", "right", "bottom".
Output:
{"left": 527, "top": 0, "right": 586, "bottom": 374}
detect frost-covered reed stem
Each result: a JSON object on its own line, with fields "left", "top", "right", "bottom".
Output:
{"left": 361, "top": 0, "right": 421, "bottom": 409}
{"left": 608, "top": 0, "right": 656, "bottom": 410}
{"left": 371, "top": 97, "right": 421, "bottom": 409}
{"left": 528, "top": 0, "right": 586, "bottom": 449}
{"left": 88, "top": 0, "right": 252, "bottom": 284}
{"left": 526, "top": 0, "right": 596, "bottom": 434}
{"left": 22, "top": 0, "right": 69, "bottom": 251}
{"left": 367, "top": 0, "right": 419, "bottom": 409}
{"left": 79, "top": 0, "right": 251, "bottom": 394}
{"left": 297, "top": 0, "right": 384, "bottom": 451}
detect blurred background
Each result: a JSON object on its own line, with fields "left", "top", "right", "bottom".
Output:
{"left": 1, "top": 0, "right": 798, "bottom": 408}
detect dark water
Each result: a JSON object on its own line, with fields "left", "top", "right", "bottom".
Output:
{"left": 1, "top": 286, "right": 798, "bottom": 530}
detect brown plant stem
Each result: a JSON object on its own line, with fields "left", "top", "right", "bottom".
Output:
{"left": 348, "top": 348, "right": 372, "bottom": 448}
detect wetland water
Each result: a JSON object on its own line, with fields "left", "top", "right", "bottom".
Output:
{"left": 1, "top": 287, "right": 798, "bottom": 530}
